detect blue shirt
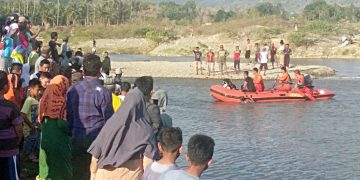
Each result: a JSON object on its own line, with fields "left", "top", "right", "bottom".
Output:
{"left": 159, "top": 170, "right": 200, "bottom": 180}
{"left": 67, "top": 77, "right": 114, "bottom": 138}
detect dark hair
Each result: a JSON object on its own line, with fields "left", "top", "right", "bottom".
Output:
{"left": 59, "top": 66, "right": 72, "bottom": 81}
{"left": 243, "top": 71, "right": 249, "bottom": 76}
{"left": 40, "top": 59, "right": 50, "bottom": 67}
{"left": 280, "top": 40, "right": 284, "bottom": 45}
{"left": 281, "top": 67, "right": 287, "bottom": 72}
{"left": 10, "top": 63, "right": 22, "bottom": 72}
{"left": 39, "top": 72, "right": 52, "bottom": 80}
{"left": 28, "top": 78, "right": 41, "bottom": 88}
{"left": 159, "top": 127, "right": 183, "bottom": 153}
{"left": 32, "top": 43, "right": 39, "bottom": 51}
{"left": 253, "top": 68, "right": 258, "bottom": 73}
{"left": 75, "top": 51, "right": 83, "bottom": 57}
{"left": 19, "top": 23, "right": 27, "bottom": 33}
{"left": 134, "top": 76, "right": 153, "bottom": 96}
{"left": 83, "top": 54, "right": 101, "bottom": 76}
{"left": 0, "top": 70, "right": 8, "bottom": 90}
{"left": 121, "top": 82, "right": 131, "bottom": 93}
{"left": 50, "top": 32, "right": 58, "bottom": 39}
{"left": 285, "top": 43, "right": 290, "bottom": 46}
{"left": 294, "top": 69, "right": 300, "bottom": 74}
{"left": 187, "top": 134, "right": 215, "bottom": 165}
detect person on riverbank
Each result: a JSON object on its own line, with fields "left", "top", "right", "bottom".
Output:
{"left": 274, "top": 67, "right": 291, "bottom": 91}
{"left": 159, "top": 134, "right": 215, "bottom": 180}
{"left": 31, "top": 59, "right": 50, "bottom": 80}
{"left": 88, "top": 76, "right": 157, "bottom": 180}
{"left": 34, "top": 48, "right": 51, "bottom": 74}
{"left": 233, "top": 46, "right": 241, "bottom": 74}
{"left": 270, "top": 43, "right": 277, "bottom": 69}
{"left": 278, "top": 40, "right": 285, "bottom": 67}
{"left": 37, "top": 75, "right": 72, "bottom": 180}
{"left": 241, "top": 71, "right": 256, "bottom": 92}
{"left": 119, "top": 82, "right": 131, "bottom": 101}
{"left": 283, "top": 44, "right": 292, "bottom": 69}
{"left": 254, "top": 43, "right": 260, "bottom": 64}
{"left": 66, "top": 54, "right": 114, "bottom": 180}
{"left": 48, "top": 32, "right": 60, "bottom": 64}
{"left": 60, "top": 36, "right": 71, "bottom": 67}
{"left": 206, "top": 48, "right": 215, "bottom": 76}
{"left": 193, "top": 47, "right": 203, "bottom": 75}
{"left": 0, "top": 70, "right": 23, "bottom": 180}
{"left": 4, "top": 63, "right": 23, "bottom": 109}
{"left": 253, "top": 68, "right": 264, "bottom": 92}
{"left": 101, "top": 51, "right": 111, "bottom": 76}
{"left": 259, "top": 47, "right": 269, "bottom": 76}
{"left": 143, "top": 127, "right": 183, "bottom": 180}
{"left": 245, "top": 39, "right": 252, "bottom": 64}
{"left": 21, "top": 79, "right": 41, "bottom": 163}
{"left": 217, "top": 45, "right": 229, "bottom": 76}
{"left": 28, "top": 44, "right": 39, "bottom": 74}
{"left": 293, "top": 69, "right": 316, "bottom": 101}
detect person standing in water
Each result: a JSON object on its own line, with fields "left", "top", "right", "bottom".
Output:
{"left": 245, "top": 39, "right": 252, "bottom": 64}
{"left": 233, "top": 46, "right": 241, "bottom": 74}
{"left": 283, "top": 44, "right": 292, "bottom": 69}
{"left": 270, "top": 43, "right": 277, "bottom": 69}
{"left": 193, "top": 47, "right": 203, "bottom": 75}
{"left": 278, "top": 40, "right": 285, "bottom": 68}
{"left": 206, "top": 48, "right": 215, "bottom": 76}
{"left": 217, "top": 45, "right": 229, "bottom": 76}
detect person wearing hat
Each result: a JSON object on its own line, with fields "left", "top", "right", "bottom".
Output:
{"left": 60, "top": 36, "right": 71, "bottom": 67}
{"left": 206, "top": 47, "right": 215, "bottom": 76}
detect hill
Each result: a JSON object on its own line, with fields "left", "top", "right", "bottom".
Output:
{"left": 150, "top": 0, "right": 360, "bottom": 12}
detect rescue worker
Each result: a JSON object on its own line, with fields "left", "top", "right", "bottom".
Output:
{"left": 274, "top": 67, "right": 291, "bottom": 91}
{"left": 241, "top": 71, "right": 256, "bottom": 92}
{"left": 294, "top": 69, "right": 316, "bottom": 101}
{"left": 253, "top": 68, "right": 264, "bottom": 92}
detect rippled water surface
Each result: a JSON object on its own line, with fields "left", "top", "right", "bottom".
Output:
{"left": 119, "top": 56, "right": 360, "bottom": 179}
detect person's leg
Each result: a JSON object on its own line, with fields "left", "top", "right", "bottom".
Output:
{"left": 212, "top": 62, "right": 215, "bottom": 76}
{"left": 207, "top": 63, "right": 210, "bottom": 76}
{"left": 72, "top": 138, "right": 94, "bottom": 180}
{"left": 219, "top": 62, "right": 223, "bottom": 75}
{"left": 224, "top": 61, "right": 228, "bottom": 75}
{"left": 200, "top": 61, "right": 203, "bottom": 75}
{"left": 195, "top": 61, "right": 199, "bottom": 75}
{"left": 3, "top": 155, "right": 20, "bottom": 180}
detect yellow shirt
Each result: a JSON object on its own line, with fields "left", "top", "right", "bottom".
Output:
{"left": 112, "top": 93, "right": 122, "bottom": 111}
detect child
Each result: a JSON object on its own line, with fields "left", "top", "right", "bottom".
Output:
{"left": 193, "top": 47, "right": 203, "bottom": 75}
{"left": 142, "top": 127, "right": 183, "bottom": 180}
{"left": 118, "top": 82, "right": 131, "bottom": 101}
{"left": 28, "top": 44, "right": 40, "bottom": 74}
{"left": 160, "top": 134, "right": 215, "bottom": 180}
{"left": 21, "top": 79, "right": 41, "bottom": 162}
{"left": 0, "top": 70, "right": 24, "bottom": 180}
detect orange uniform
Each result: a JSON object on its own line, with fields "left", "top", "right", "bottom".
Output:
{"left": 4, "top": 73, "right": 23, "bottom": 109}
{"left": 253, "top": 74, "right": 264, "bottom": 92}
{"left": 275, "top": 72, "right": 291, "bottom": 91}
{"left": 294, "top": 74, "right": 316, "bottom": 101}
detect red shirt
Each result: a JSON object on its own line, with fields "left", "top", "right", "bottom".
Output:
{"left": 207, "top": 52, "right": 215, "bottom": 62}
{"left": 234, "top": 51, "right": 240, "bottom": 61}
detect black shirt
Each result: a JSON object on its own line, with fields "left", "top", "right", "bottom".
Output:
{"left": 242, "top": 77, "right": 256, "bottom": 92}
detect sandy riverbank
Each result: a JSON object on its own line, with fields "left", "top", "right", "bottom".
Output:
{"left": 111, "top": 61, "right": 335, "bottom": 80}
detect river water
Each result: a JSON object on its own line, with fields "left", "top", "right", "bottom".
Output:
{"left": 114, "top": 55, "right": 360, "bottom": 179}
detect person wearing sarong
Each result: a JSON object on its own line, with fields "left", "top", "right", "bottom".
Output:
{"left": 278, "top": 40, "right": 285, "bottom": 67}
{"left": 88, "top": 76, "right": 158, "bottom": 180}
{"left": 37, "top": 75, "right": 72, "bottom": 180}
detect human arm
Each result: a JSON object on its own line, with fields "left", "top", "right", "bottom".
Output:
{"left": 20, "top": 99, "right": 36, "bottom": 133}
{"left": 11, "top": 105, "right": 24, "bottom": 144}
{"left": 147, "top": 103, "right": 162, "bottom": 134}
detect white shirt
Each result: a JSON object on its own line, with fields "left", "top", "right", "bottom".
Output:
{"left": 259, "top": 51, "right": 269, "bottom": 63}
{"left": 159, "top": 170, "right": 199, "bottom": 180}
{"left": 142, "top": 162, "right": 179, "bottom": 180}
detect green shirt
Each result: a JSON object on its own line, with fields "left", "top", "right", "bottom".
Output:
{"left": 28, "top": 51, "right": 39, "bottom": 66}
{"left": 21, "top": 96, "right": 39, "bottom": 137}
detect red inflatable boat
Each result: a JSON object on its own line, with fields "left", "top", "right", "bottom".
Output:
{"left": 210, "top": 85, "right": 335, "bottom": 103}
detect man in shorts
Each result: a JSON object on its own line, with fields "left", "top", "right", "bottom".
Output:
{"left": 193, "top": 47, "right": 203, "bottom": 75}
{"left": 259, "top": 47, "right": 269, "bottom": 76}
{"left": 245, "top": 39, "right": 252, "bottom": 64}
{"left": 206, "top": 48, "right": 215, "bottom": 76}
{"left": 217, "top": 45, "right": 229, "bottom": 76}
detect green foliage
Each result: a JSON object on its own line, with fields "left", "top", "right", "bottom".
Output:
{"left": 255, "top": 2, "right": 285, "bottom": 17}
{"left": 287, "top": 32, "right": 315, "bottom": 47}
{"left": 302, "top": 21, "right": 333, "bottom": 34}
{"left": 303, "top": 0, "right": 360, "bottom": 22}
{"left": 212, "top": 10, "right": 236, "bottom": 22}
{"left": 146, "top": 30, "right": 178, "bottom": 44}
{"left": 158, "top": 0, "right": 196, "bottom": 22}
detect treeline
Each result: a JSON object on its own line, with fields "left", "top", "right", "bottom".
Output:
{"left": 1, "top": 0, "right": 360, "bottom": 27}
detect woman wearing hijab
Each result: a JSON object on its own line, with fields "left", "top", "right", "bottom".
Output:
{"left": 88, "top": 76, "right": 157, "bottom": 180}
{"left": 37, "top": 75, "right": 72, "bottom": 180}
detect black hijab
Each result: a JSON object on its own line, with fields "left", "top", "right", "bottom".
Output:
{"left": 87, "top": 87, "right": 157, "bottom": 168}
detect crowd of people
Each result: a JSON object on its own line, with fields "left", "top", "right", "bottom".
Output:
{"left": 193, "top": 39, "right": 293, "bottom": 76}
{"left": 0, "top": 14, "right": 216, "bottom": 180}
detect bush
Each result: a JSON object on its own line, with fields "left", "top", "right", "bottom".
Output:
{"left": 303, "top": 21, "right": 333, "bottom": 34}
{"left": 287, "top": 32, "right": 315, "bottom": 47}
{"left": 134, "top": 27, "right": 154, "bottom": 38}
{"left": 145, "top": 29, "right": 178, "bottom": 44}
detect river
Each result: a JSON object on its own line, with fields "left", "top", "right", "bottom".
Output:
{"left": 113, "top": 55, "right": 360, "bottom": 179}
